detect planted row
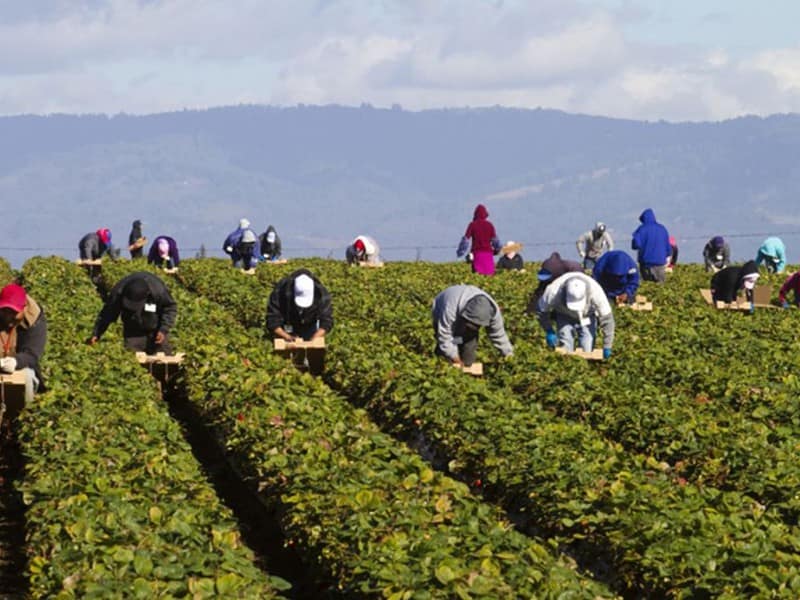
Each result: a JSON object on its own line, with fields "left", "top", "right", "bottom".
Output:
{"left": 100, "top": 259, "right": 616, "bottom": 598}
{"left": 19, "top": 257, "right": 282, "bottom": 598}
{"left": 180, "top": 258, "right": 800, "bottom": 598}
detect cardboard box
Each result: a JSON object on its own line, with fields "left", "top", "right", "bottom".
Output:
{"left": 555, "top": 347, "right": 605, "bottom": 361}
{"left": 619, "top": 294, "right": 653, "bottom": 311}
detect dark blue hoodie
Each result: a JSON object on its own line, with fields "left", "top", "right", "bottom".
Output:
{"left": 592, "top": 250, "right": 640, "bottom": 298}
{"left": 631, "top": 208, "right": 671, "bottom": 267}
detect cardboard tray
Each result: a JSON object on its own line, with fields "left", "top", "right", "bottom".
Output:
{"left": 0, "top": 371, "right": 28, "bottom": 422}
{"left": 163, "top": 268, "right": 179, "bottom": 274}
{"left": 555, "top": 347, "right": 604, "bottom": 361}
{"left": 263, "top": 259, "right": 288, "bottom": 265}
{"left": 274, "top": 338, "right": 326, "bottom": 351}
{"left": 241, "top": 268, "right": 257, "bottom": 275}
{"left": 358, "top": 261, "right": 385, "bottom": 268}
{"left": 135, "top": 352, "right": 186, "bottom": 364}
{"left": 76, "top": 259, "right": 103, "bottom": 266}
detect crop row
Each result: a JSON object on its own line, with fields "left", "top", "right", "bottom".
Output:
{"left": 314, "top": 260, "right": 800, "bottom": 510}
{"left": 19, "top": 257, "right": 282, "bottom": 598}
{"left": 176, "top": 257, "right": 800, "bottom": 598}
{"left": 99, "top": 259, "right": 613, "bottom": 598}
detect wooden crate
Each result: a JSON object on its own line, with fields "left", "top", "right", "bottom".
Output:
{"left": 555, "top": 347, "right": 604, "bottom": 361}
{"left": 0, "top": 370, "right": 27, "bottom": 424}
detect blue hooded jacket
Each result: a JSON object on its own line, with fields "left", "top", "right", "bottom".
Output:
{"left": 755, "top": 237, "right": 786, "bottom": 273}
{"left": 592, "top": 250, "right": 640, "bottom": 299}
{"left": 631, "top": 208, "right": 671, "bottom": 267}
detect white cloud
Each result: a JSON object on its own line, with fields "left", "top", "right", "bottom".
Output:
{"left": 1, "top": 1, "right": 800, "bottom": 121}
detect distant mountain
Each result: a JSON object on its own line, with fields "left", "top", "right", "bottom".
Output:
{"left": 2, "top": 105, "right": 800, "bottom": 267}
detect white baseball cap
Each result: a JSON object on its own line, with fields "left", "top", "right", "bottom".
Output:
{"left": 239, "top": 218, "right": 250, "bottom": 229}
{"left": 565, "top": 278, "right": 587, "bottom": 312}
{"left": 294, "top": 274, "right": 314, "bottom": 308}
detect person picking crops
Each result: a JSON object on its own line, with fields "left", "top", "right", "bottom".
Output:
{"left": 576, "top": 222, "right": 613, "bottom": 270}
{"left": 79, "top": 227, "right": 115, "bottom": 260}
{"left": 703, "top": 236, "right": 730, "bottom": 272}
{"left": 432, "top": 285, "right": 513, "bottom": 367}
{"left": 525, "top": 251, "right": 583, "bottom": 314}
{"left": 535, "top": 272, "right": 615, "bottom": 359}
{"left": 631, "top": 208, "right": 671, "bottom": 283}
{"left": 0, "top": 283, "right": 47, "bottom": 406}
{"left": 88, "top": 271, "right": 177, "bottom": 355}
{"left": 456, "top": 204, "right": 501, "bottom": 275}
{"left": 755, "top": 237, "right": 786, "bottom": 274}
{"left": 259, "top": 225, "right": 282, "bottom": 261}
{"left": 223, "top": 218, "right": 260, "bottom": 269}
{"left": 128, "top": 220, "right": 146, "bottom": 259}
{"left": 267, "top": 269, "right": 333, "bottom": 343}
{"left": 592, "top": 250, "right": 640, "bottom": 305}
{"left": 346, "top": 235, "right": 382, "bottom": 266}
{"left": 147, "top": 236, "right": 180, "bottom": 270}
{"left": 496, "top": 241, "right": 524, "bottom": 271}
{"left": 778, "top": 270, "right": 800, "bottom": 308}
{"left": 710, "top": 260, "right": 759, "bottom": 305}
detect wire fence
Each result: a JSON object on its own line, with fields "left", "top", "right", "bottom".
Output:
{"left": 2, "top": 230, "right": 800, "bottom": 267}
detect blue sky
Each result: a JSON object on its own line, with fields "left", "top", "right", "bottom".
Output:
{"left": 1, "top": 0, "right": 798, "bottom": 121}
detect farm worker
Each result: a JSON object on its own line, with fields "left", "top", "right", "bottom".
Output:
{"left": 496, "top": 241, "right": 524, "bottom": 271}
{"left": 78, "top": 228, "right": 115, "bottom": 260}
{"left": 259, "top": 225, "right": 282, "bottom": 261}
{"left": 710, "top": 260, "right": 759, "bottom": 304}
{"left": 432, "top": 285, "right": 513, "bottom": 367}
{"left": 457, "top": 204, "right": 501, "bottom": 276}
{"left": 631, "top": 208, "right": 671, "bottom": 283}
{"left": 526, "top": 252, "right": 583, "bottom": 314}
{"left": 703, "top": 236, "right": 730, "bottom": 272}
{"left": 0, "top": 283, "right": 47, "bottom": 405}
{"left": 346, "top": 235, "right": 382, "bottom": 266}
{"left": 755, "top": 237, "right": 786, "bottom": 274}
{"left": 88, "top": 271, "right": 177, "bottom": 355}
{"left": 778, "top": 271, "right": 800, "bottom": 308}
{"left": 267, "top": 269, "right": 333, "bottom": 343}
{"left": 666, "top": 236, "right": 679, "bottom": 270}
{"left": 128, "top": 220, "right": 146, "bottom": 259}
{"left": 592, "top": 250, "right": 640, "bottom": 305}
{"left": 535, "top": 272, "right": 615, "bottom": 359}
{"left": 147, "top": 236, "right": 180, "bottom": 270}
{"left": 223, "top": 219, "right": 259, "bottom": 268}
{"left": 576, "top": 222, "right": 613, "bottom": 270}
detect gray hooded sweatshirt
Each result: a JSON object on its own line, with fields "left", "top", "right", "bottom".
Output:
{"left": 432, "top": 285, "right": 513, "bottom": 361}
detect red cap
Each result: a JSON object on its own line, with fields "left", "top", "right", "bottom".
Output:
{"left": 354, "top": 239, "right": 365, "bottom": 252}
{"left": 0, "top": 284, "right": 26, "bottom": 313}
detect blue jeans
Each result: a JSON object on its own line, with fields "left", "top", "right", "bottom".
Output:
{"left": 555, "top": 313, "right": 596, "bottom": 352}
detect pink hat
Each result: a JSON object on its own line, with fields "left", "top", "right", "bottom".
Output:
{"left": 0, "top": 284, "right": 26, "bottom": 312}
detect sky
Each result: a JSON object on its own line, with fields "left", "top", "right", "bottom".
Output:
{"left": 1, "top": 0, "right": 799, "bottom": 122}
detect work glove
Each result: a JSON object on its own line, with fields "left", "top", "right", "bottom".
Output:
{"left": 782, "top": 301, "right": 791, "bottom": 309}
{"left": 225, "top": 246, "right": 233, "bottom": 253}
{"left": 545, "top": 330, "right": 558, "bottom": 349}
{"left": 0, "top": 357, "right": 17, "bottom": 373}
{"left": 602, "top": 348, "right": 612, "bottom": 360}
{"left": 749, "top": 302, "right": 755, "bottom": 315}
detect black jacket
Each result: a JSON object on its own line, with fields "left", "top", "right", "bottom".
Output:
{"left": 496, "top": 254, "right": 524, "bottom": 271}
{"left": 93, "top": 272, "right": 177, "bottom": 339}
{"left": 79, "top": 232, "right": 109, "bottom": 260}
{"left": 266, "top": 269, "right": 333, "bottom": 335}
{"left": 711, "top": 260, "right": 758, "bottom": 303}
{"left": 259, "top": 226, "right": 282, "bottom": 260}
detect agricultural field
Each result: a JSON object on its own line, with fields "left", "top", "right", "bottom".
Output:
{"left": 1, "top": 254, "right": 800, "bottom": 598}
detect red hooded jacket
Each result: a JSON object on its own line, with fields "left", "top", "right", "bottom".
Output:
{"left": 464, "top": 204, "right": 497, "bottom": 253}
